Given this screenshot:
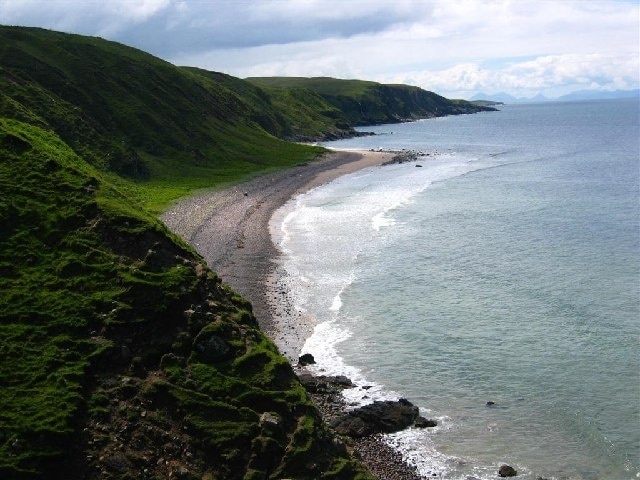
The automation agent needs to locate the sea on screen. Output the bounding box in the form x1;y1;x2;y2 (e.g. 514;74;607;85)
270;98;640;480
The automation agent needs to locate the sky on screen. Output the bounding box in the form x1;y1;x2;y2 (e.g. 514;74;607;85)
1;0;638;99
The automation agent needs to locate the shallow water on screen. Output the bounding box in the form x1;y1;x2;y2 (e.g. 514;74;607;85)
271;99;640;479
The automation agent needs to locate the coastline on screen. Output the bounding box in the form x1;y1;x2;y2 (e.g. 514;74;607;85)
161;149;426;479
161;149;394;358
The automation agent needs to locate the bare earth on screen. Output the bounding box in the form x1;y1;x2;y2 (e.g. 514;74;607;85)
161;149;425;480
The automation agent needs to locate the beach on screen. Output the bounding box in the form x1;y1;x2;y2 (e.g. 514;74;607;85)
161;149;426;480
161;149;395;358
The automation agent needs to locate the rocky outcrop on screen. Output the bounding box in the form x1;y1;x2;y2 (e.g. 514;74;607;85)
499;464;518;477
297;353;316;366
298;373;355;393
414;416;438;428
330;398;420;438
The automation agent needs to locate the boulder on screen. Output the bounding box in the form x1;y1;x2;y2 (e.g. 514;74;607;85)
330;398;419;437
498;464;517;477
414;416;438;428
297;373;354;393
298;353;316;366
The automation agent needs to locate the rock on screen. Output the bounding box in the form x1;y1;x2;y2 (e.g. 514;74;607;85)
297;373;354;393
194;334;230;362
414;416;438;428
297;372;319;390
486;401;496;406
298;353;315;366
498;464;517;477
259;412;280;427
330;398;419;437
328;375;354;388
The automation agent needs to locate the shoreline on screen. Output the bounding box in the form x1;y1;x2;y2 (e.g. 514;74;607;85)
161;149;395;358
161;149;426;479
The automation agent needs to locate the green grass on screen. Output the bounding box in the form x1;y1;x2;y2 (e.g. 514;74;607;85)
247;76;495;126
0;116;372;479
0;26;326;212
247;76;380;97
0;26;498;479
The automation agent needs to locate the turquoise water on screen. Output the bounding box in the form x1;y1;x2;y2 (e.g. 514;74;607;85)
271;99;639;479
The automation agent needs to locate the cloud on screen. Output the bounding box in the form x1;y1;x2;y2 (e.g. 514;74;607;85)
1;0;638;97
386;53;640;97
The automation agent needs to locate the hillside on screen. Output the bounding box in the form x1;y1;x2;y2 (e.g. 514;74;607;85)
0;26;493;480
0;119;371;479
0;26;329;212
247;76;496;126
0;27;375;479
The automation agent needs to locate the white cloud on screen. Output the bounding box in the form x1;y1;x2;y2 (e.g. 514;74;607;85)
1;0;638;97
386;53;640;98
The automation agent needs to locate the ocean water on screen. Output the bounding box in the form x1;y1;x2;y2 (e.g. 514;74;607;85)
270;99;640;480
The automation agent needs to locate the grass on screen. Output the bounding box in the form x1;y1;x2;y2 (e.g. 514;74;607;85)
247;76;495;126
0;26;327;213
0;25;496;479
0;116;372;479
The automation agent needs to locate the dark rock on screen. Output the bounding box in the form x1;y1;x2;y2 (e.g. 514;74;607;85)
297;373;354;393
297;372;318;390
329;375;354;388
498;464;518;477
194;334;230;362
129;356;147;377
330;398;419;437
486;401;496;406
298;353;316;366
414;416;438;428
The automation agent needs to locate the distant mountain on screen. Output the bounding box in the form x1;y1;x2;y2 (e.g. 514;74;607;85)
470;92;520;103
557;89;639;101
472;89;639;104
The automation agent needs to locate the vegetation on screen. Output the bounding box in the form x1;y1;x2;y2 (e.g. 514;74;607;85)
0;117;370;479
247;76;495;126
1;25;493;479
0;26;326;212
0;26;375;479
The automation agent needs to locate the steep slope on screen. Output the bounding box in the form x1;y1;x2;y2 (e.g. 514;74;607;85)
0;119;371;479
247;76;496;126
184;68;357;141
0;26;325;211
0;26;494;480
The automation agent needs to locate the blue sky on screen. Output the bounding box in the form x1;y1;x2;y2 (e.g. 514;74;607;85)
1;0;638;99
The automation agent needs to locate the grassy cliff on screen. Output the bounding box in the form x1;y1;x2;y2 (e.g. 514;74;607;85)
1;26;492;480
0;118;370;480
247;76;495;126
0;26;373;479
0;26;328;212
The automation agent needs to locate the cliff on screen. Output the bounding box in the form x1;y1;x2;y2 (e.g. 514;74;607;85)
0;26;373;479
1;26;493;479
247;76;496;126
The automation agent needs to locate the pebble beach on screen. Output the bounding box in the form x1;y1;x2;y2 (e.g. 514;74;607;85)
161;149;426;479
